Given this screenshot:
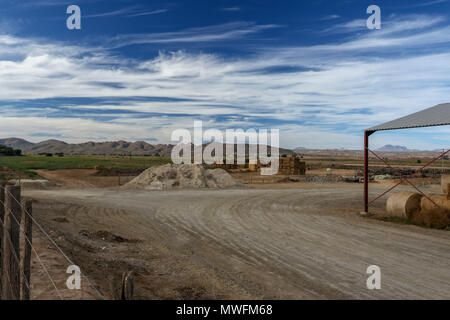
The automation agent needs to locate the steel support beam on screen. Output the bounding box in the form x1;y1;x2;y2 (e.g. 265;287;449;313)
363;130;374;213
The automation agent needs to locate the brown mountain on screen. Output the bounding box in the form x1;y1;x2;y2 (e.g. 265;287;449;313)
0;138;174;156
0;138;295;157
0;138;34;150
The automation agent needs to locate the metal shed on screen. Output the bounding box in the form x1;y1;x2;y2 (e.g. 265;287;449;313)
363;103;450;213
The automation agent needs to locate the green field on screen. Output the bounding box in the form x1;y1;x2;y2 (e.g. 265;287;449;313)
0;155;172;172
1;154;448;172
304;157;450;169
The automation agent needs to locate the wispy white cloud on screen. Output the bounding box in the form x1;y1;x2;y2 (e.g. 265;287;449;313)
104;22;281;47
409;0;449;8
221;7;241;12
79;5;169;19
1;15;450;148
322;14;444;35
84;6;139;18
127;9;168;17
320;14;340;21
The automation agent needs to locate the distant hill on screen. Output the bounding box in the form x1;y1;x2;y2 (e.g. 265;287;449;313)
0;138;34;150
0;138;174;156
376;145;413;152
0;138;295;157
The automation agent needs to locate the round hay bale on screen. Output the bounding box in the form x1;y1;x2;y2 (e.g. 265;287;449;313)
417;194;450;229
386;191;422;219
420;194;450;212
441;174;450;195
94;165;105;171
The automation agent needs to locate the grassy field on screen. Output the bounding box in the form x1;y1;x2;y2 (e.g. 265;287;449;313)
304;157;450;169
0;155;172;172
1;154;448;171
1;154;448;180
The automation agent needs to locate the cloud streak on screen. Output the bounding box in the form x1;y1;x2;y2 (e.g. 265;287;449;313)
221;7;241;12
103;22;281;48
1;15;450;149
84;6;139;18
127;9;169;17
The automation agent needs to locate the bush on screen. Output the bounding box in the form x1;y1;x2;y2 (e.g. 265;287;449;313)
0;144;21;156
24;171;38;178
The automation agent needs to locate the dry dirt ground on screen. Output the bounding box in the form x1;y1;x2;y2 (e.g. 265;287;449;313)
21;178;450;300
35;169;135;188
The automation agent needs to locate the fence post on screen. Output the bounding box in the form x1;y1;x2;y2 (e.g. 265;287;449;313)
0;181;6;298
110;270;134;300
2;185;21;300
21;199;32;300
122;270;134;300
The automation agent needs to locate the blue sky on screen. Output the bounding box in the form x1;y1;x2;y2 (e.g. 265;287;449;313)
1;0;450;149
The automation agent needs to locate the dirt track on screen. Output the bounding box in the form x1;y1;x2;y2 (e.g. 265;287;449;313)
24;183;450;300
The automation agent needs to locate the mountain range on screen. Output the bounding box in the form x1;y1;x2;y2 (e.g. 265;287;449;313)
0;138;296;156
1;138;441;156
374;145;445;152
376;145;414;152
0;138;174;156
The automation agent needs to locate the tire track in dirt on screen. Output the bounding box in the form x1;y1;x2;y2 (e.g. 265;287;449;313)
25;186;450;299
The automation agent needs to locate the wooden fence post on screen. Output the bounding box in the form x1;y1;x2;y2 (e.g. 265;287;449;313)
122;271;134;300
0;181;6;298
110;270;134;300
21;199;32;300
2;185;21;300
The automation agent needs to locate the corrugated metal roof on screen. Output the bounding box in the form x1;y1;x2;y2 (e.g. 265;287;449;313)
367;103;450;132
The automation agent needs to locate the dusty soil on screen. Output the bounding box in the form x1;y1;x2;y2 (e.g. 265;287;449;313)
25;221;104;300
23;182;450;300
35;169;135;188
34;168;352;188
305;168;357;177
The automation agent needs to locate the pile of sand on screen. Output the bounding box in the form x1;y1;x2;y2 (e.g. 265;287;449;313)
124;164;243;190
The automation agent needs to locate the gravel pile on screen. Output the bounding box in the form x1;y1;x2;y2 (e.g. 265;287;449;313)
124;164;244;190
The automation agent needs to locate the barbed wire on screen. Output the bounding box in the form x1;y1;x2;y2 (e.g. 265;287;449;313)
0;198;64;300
5;188;105;299
0;205;33;299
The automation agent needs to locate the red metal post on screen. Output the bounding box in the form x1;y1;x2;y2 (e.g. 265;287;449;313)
363;130;373;213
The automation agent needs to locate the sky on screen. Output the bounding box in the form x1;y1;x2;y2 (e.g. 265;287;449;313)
1;0;450;150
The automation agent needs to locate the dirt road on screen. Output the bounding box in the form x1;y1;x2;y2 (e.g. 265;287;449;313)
25;184;450;299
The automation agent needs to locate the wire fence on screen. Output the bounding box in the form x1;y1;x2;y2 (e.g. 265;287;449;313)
0;182;105;300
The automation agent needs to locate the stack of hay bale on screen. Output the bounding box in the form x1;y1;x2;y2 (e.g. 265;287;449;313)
248;161;257;172
278;156;306;175
214;156;307;175
386;174;450;228
213;163;238;170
